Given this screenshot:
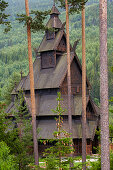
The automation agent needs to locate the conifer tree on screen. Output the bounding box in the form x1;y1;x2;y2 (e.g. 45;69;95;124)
0;0;11;32
43;92;75;170
25;0;39;166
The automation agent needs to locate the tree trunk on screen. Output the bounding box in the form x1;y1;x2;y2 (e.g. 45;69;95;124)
65;0;72;138
82;6;86;170
25;0;39;166
65;1;73;168
99;0;110;169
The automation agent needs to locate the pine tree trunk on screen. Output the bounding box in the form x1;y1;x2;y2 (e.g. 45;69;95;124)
82;6;86;170
99;0;110;169
25;0;39;166
65;1;73;168
65;0;72;138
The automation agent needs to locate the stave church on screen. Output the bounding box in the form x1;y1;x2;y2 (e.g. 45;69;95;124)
6;4;100;156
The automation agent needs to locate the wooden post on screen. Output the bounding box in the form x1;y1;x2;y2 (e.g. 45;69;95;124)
82;6;86;170
99;0;110;169
25;0;39;165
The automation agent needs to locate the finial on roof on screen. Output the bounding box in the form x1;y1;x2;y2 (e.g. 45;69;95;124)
14;82;17;90
53;0;55;6
20;71;23;79
50;1;60;15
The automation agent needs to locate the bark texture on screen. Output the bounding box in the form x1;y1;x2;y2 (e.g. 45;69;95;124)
82;7;86;170
65;0;72;136
25;0;39;165
99;0;110;169
65;1;73;168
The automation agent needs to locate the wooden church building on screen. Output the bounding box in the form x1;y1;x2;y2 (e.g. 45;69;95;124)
6;4;100;155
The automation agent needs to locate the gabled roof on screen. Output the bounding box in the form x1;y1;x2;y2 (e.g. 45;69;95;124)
74;95;100;116
38;30;64;52
5;102;18;115
38;118;98;140
24;93;99;117
46;16;62;29
21;50;90;90
23;52;75;90
11;76;26;95
50;4;60;15
47;4;62;29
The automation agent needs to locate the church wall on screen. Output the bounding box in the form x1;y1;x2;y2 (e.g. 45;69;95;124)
60;59;89;95
57;36;66;52
41;51;56;69
73;139;92;156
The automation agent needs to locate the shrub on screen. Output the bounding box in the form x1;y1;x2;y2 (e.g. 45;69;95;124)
0;141;17;170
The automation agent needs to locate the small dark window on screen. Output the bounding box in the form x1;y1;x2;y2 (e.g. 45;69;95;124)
87;139;90;145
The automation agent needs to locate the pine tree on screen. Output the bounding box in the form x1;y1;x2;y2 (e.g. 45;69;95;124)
43;92;74;170
0;0;11;32
25;0;39;166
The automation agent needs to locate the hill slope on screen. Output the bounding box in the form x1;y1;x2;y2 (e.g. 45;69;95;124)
0;0;113;102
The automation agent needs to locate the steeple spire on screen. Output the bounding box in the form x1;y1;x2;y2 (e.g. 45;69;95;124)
50;2;60;15
53;0;55;6
46;3;62;29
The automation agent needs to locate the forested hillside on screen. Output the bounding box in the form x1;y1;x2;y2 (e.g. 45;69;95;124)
0;0;113;103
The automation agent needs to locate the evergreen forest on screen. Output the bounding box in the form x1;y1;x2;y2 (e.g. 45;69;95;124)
0;0;113;104
0;0;113;105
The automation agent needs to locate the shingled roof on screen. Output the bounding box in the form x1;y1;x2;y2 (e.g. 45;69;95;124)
24;93;99;117
11;76;26;95
23;52;74;90
50;4;60;15
37;118;97;140
38;30;64;52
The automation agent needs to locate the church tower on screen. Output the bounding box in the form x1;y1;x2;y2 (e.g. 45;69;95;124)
38;4;67;69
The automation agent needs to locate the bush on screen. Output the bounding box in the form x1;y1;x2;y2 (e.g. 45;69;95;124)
90;152;113;170
0;141;17;170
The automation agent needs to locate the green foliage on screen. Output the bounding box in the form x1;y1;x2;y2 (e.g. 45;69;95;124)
12;90;34;169
17;10;50;33
90;157;101;170
0;90;35;169
1;72;20;104
0;141;17;170
90;152;113;170
56;0;88;13
109;98;113;137
0;0;11;32
0;0;113;103
0;111;19;155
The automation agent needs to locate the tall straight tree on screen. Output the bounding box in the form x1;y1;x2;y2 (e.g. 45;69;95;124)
65;0;72;137
99;0;110;169
25;0;39;166
65;1;73;168
82;6;86;170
